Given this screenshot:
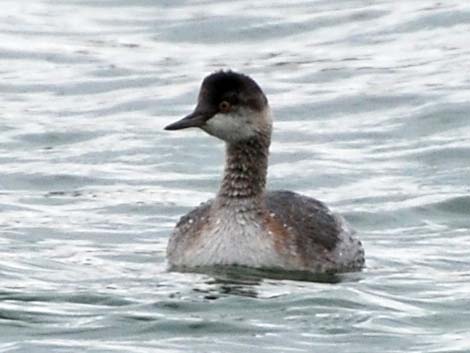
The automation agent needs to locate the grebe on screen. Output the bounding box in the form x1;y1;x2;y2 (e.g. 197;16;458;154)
164;71;364;273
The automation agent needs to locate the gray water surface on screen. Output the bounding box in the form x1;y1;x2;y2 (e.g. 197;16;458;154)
1;0;470;352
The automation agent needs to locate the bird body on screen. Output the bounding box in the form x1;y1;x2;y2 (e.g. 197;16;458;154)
165;71;364;273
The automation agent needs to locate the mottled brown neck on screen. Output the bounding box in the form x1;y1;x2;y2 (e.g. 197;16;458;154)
216;132;270;206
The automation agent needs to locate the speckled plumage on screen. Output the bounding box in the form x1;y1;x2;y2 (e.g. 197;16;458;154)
165;70;365;274
167;190;364;272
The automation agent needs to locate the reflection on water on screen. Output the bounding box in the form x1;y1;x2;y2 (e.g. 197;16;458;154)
178;266;348;299
1;0;470;352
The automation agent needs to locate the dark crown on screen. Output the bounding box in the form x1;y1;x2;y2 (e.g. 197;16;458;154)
198;71;268;112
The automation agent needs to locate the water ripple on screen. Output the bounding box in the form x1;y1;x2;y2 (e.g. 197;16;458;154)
1;0;470;352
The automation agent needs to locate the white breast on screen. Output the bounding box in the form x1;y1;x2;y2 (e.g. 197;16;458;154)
176;208;283;268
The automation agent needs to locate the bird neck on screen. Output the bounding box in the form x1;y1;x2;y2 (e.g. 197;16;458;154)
215;132;270;209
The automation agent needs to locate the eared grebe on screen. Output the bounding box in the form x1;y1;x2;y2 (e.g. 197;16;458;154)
164;71;364;273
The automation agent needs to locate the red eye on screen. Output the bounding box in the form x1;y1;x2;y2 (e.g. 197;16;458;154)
218;100;231;113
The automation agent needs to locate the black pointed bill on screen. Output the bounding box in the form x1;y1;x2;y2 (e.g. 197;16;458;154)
164;110;213;131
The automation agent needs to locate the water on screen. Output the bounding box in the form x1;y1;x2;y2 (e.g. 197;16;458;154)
1;0;470;351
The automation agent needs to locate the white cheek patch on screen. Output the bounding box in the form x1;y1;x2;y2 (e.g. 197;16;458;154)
203;112;256;142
